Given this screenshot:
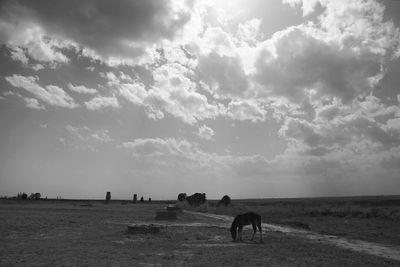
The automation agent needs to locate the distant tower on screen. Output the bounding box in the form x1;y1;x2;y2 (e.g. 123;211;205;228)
106;192;111;203
133;194;137;203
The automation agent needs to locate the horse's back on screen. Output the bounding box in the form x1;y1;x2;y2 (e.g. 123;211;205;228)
244;212;261;221
236;212;261;225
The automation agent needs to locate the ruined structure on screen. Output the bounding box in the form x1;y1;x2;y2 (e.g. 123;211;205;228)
105;192;111;203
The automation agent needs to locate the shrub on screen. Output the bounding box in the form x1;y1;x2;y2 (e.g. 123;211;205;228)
186;193;206;206
177;193;187;202
29;193;41;200
17;192;28;200
217;195;231;207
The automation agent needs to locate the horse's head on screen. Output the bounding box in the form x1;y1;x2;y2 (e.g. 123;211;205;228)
230;225;237;241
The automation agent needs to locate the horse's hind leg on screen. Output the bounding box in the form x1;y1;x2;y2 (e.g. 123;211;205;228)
258;222;263;242
238;226;243;241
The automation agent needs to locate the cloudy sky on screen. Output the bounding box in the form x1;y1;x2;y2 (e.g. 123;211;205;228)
1;0;400;200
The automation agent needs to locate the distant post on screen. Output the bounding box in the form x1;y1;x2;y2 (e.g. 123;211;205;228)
133;194;137;203
148;198;151;202
106;192;111;204
140;196;144;203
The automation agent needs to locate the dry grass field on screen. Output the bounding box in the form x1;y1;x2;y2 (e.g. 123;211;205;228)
1;196;399;266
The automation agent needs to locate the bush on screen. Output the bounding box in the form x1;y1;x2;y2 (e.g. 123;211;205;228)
186;193;206;207
29;193;41;200
217;195;231;207
177;193;187;202
17;192;28;200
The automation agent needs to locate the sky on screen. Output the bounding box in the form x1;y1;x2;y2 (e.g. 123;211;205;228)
1;0;400;200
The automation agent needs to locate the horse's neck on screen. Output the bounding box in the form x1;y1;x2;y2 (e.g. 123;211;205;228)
232;219;241;229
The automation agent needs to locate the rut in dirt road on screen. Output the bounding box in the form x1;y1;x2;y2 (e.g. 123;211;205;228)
185;211;400;262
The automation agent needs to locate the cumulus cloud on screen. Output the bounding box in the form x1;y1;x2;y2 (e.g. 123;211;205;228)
67;83;97;94
84;96;119;111
197;125;215;140
91;130;113;143
1;90;46;110
2;0;400;198
236;0;400;185
250;0;400;125
119;63;220;124
0;20;72;67
0;0;194;64
226;100;267;122
9;47;29;66
254;26;384;104
279;117;322;147
119;82;148;106
192;26;253;99
283;0;321;17
23;97;45;110
236;18;262;46
280;109;400;158
5;74;78;108
197;52;249;98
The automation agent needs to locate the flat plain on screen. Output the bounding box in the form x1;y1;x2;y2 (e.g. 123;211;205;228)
1;196;399;266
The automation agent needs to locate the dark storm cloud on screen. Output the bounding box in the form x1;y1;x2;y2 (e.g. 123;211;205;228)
0;0;192;58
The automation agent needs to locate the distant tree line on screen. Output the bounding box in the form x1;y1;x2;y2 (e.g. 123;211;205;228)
15;192;41;200
177;193;231;207
177;192;206;206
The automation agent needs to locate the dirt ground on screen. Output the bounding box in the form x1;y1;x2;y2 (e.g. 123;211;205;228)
0;201;399;266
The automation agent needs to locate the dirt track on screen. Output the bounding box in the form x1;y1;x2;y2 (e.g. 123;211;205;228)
185;211;400;262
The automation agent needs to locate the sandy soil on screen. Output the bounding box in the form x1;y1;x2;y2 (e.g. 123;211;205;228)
1;201;399;266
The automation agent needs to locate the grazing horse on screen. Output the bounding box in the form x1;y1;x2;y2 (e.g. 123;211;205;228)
230;212;263;242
